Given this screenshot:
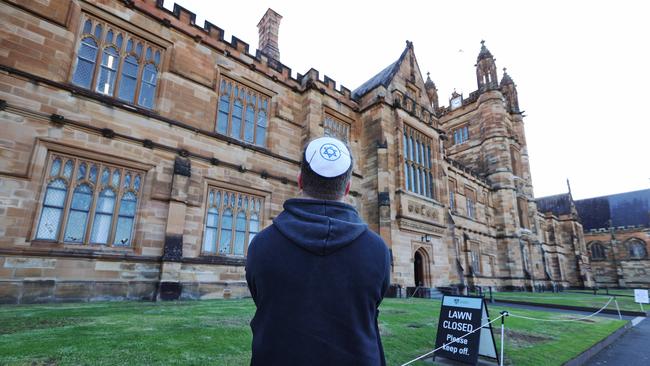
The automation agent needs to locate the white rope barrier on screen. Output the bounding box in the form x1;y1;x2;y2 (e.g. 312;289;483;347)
400;314;505;366
507;296;615;322
400;296;617;366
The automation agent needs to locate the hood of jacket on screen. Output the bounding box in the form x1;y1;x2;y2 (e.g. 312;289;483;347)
273;198;367;255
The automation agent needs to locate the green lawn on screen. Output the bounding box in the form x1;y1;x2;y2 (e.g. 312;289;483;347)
0;298;626;366
492;291;645;312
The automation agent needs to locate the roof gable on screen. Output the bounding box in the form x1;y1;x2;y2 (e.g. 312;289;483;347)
352;41;432;108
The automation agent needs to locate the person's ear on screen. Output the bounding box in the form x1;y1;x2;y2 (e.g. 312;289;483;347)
298;174;303;190
344;181;351;196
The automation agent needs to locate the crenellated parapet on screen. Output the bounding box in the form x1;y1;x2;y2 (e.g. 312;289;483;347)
129;1;357;107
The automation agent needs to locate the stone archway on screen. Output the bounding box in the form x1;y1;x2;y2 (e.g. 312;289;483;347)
413;248;431;287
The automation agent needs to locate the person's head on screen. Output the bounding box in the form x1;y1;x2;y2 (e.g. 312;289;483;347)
298;137;353;201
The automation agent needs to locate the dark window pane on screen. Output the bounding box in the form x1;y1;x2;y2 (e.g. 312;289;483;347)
137;65;157;108
217;95;230;134
94;24;102;39
118;56;138;102
83;20;92;34
50;158;61;176
116;34;123;49
72;37;98;89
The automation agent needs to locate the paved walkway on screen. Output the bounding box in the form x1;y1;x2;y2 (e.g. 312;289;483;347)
586;317;650;366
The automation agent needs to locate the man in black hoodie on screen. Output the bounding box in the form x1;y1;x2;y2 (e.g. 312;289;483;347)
246;136;391;366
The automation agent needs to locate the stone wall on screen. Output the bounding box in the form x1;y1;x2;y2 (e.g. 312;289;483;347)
585;228;650;288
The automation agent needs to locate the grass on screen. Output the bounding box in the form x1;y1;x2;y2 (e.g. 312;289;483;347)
492;291;645;312
0;298;626;366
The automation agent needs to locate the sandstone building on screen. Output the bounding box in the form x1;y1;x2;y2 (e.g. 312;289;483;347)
538;189;650;289
0;0;594;304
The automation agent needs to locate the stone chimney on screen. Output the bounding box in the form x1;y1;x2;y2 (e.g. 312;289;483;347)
257;8;282;61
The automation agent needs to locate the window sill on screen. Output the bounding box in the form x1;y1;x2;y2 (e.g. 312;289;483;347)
31;240;135;253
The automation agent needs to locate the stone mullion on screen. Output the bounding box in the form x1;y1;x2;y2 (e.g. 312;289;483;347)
244;195;251;256
106;168;126;247
215;190;225;255
58;158;78;243
84;162;105;245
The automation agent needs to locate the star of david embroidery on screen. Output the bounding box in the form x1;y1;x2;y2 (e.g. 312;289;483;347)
319;144;341;161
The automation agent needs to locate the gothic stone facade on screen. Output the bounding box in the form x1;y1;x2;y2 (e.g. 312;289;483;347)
0;0;593;304
577;190;650;289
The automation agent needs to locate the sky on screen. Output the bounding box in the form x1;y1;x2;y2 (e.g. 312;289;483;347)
168;0;649;200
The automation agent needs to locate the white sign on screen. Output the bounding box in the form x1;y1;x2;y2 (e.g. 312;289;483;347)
634;289;649;304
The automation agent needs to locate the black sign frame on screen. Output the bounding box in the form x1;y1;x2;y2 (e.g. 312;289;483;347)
433;295;498;365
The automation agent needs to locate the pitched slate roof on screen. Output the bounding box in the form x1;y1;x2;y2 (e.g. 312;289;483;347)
352;44;410;100
536;193;573;217
575;189;650;230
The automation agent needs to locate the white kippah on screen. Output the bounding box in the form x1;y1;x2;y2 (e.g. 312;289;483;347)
304;137;352;178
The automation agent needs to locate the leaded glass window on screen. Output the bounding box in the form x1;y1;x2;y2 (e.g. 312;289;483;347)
216;78;270;147
34;153;143;247
323;115;350;143
628;239;648;259
590;242;605;260
71;15;162;108
63;184;93;243
403;125;435;198
202;187;263;257
453;125;469;145
35;178;68;240
465;188;476;219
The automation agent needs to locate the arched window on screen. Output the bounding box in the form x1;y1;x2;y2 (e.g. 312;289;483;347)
90;188;116;244
203;188;263;256
64;184;93;243
231;98;243;139
217;81;231;135
590;242;605;260
35;178;68;240
203;191;220;253
35;155;142;247
114;191;137;246
628;239;648;259
244;100;255;143
138;64;157;108
255;109;267;147
72;37;98;89
71;17;162;107
249;213;259;245
219;208;233;254
234;211;247;255
96;46;119;95
215;79;269;147
403;126;435;198
118;55;139;102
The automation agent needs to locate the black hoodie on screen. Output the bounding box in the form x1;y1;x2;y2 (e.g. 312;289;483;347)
246;198;391;366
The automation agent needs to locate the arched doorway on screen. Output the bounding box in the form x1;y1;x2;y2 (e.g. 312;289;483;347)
413;248;430;287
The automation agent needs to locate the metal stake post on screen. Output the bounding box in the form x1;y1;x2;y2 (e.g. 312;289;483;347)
614;297;622;320
499;311;508;366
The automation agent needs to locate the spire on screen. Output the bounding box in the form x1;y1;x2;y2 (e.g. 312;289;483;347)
499;67;520;112
475;40;498;91
425;72;436;89
424;72;439;111
500;67;514;87
476;40;494;62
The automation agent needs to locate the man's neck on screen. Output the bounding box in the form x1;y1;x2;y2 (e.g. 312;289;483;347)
299;192;345;202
